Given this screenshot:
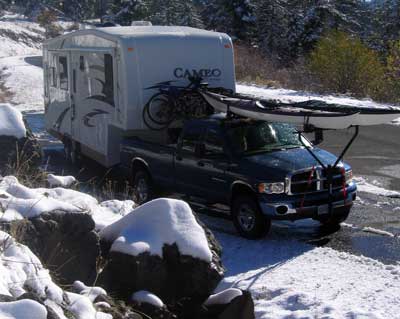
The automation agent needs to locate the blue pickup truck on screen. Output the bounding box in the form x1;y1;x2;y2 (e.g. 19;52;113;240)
121;115;357;239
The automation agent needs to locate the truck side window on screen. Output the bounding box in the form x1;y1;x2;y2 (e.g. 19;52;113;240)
181;126;203;155
204;128;224;157
104;54;114;106
59;56;68;90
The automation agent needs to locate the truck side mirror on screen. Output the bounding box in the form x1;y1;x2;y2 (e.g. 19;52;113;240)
195;143;206;158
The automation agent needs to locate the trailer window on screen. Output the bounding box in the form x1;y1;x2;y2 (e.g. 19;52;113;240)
59;56;68;90
50;67;57;87
73;69;76;93
79;56;84;71
104;54;114;105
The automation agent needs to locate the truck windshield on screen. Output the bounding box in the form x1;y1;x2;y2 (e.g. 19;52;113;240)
226;121;310;156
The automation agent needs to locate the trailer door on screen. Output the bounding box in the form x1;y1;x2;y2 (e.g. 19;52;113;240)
45;52;72;137
70;51;117;162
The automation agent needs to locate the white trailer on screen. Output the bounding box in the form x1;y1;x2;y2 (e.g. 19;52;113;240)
43;26;235;167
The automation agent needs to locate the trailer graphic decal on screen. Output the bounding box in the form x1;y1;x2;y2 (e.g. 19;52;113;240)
53;107;70;130
83;109;109;127
86;78;115;107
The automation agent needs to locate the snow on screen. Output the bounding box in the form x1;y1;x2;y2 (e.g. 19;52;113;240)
0;300;47;319
237;84;400;123
0;176;134;229
47;174;76;187
0;230;111;319
204;288;243;306
215;231;400;319
73;281;107;302
131;291;164;308
100;198;212;262
354;176;400;197
0;55;44;112
0;104;26;138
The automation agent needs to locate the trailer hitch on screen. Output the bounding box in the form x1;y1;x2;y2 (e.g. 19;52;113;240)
298;126;359;216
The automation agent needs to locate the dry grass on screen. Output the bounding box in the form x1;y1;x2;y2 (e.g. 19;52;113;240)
234;44;316;91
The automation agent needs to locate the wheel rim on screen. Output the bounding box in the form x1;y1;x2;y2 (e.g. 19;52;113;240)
237;204;256;232
136;178;149;203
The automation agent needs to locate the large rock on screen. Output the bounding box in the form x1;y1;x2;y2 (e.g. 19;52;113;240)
98;204;224;309
0;116;41;172
200;290;255;319
11;212;100;285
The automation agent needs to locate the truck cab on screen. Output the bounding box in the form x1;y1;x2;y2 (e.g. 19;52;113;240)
121;115;357;239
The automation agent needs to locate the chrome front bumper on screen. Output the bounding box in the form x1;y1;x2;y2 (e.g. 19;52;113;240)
259;192;356;220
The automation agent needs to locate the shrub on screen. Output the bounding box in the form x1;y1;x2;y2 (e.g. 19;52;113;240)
308;31;386;99
234;44;314;89
385;41;400;102
37;10;62;38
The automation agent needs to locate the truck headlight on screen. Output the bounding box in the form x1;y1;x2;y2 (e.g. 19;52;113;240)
258;182;285;194
345;170;353;183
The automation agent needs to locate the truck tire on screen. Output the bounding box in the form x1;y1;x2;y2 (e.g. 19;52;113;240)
64;140;80;166
232;196;271;239
318;209;350;228
133;169;153;205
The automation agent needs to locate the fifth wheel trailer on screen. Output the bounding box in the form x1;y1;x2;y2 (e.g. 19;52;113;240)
43;26;235;167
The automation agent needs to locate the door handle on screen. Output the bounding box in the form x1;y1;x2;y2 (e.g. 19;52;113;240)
198;161;205;167
176;155;182;161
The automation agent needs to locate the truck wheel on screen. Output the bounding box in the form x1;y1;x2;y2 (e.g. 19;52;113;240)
319;210;350;228
133;169;153;204
64;141;80;165
232;196;271;239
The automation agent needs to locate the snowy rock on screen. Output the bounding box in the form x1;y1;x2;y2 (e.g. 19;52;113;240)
99;198;224;305
100;198;212;262
0;105;41;171
47;174;76;188
0;299;47;319
0;176;132;228
131;291;164;308
73;281;107;302
0;231;108;319
202;290;255;319
204;288;243;306
0;104;26;138
11;212;100;285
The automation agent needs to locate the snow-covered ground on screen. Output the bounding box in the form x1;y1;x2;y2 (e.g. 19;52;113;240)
216;230;400;319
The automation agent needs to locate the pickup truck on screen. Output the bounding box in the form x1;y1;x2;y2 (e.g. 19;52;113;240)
120;115;357;239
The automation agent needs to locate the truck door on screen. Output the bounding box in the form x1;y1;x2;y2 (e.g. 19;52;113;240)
175;125;205;196
196;127;231;202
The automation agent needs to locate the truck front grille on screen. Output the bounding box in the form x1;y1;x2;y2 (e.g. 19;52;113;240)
288;167;344;195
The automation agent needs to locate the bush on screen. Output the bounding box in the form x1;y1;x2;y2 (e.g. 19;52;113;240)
309;31;386;99
385;41;400;102
234;44;314;90
37;10;62;38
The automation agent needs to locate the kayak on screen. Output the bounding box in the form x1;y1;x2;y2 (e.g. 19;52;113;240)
200;91;400;129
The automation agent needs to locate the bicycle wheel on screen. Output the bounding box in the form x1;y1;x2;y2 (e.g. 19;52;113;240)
146;93;174;125
142;102;170;131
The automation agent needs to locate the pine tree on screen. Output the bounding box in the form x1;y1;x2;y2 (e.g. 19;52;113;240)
255;0;290;61
200;0;255;40
110;0;149;25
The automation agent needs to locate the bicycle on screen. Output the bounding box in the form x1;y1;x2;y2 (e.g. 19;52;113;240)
142;77;212;130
